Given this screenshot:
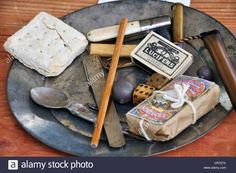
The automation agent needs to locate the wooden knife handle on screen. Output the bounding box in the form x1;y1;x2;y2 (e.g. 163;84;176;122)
90;44;136;57
90;17;128;148
201;30;236;110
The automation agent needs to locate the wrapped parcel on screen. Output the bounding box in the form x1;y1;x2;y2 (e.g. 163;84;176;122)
126;75;220;141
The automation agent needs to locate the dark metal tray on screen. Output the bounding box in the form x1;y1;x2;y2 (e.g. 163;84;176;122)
7;0;235;156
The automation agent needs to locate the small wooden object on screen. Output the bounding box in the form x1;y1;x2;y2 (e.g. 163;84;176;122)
90;17;128;148
90;44;136;57
172;3;184;42
146;73;170;89
133;84;155;106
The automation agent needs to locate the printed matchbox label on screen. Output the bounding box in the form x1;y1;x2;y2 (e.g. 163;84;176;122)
131;31;192;79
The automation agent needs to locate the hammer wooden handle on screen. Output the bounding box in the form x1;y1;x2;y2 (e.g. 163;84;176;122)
90;17;128;148
201;30;236;110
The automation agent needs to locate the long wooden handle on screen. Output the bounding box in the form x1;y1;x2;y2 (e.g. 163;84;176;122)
201;30;236;110
90;17;128;148
90;43;136;57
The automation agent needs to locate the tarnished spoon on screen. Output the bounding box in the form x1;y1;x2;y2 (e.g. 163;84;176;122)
30;87;97;123
31;87;150;142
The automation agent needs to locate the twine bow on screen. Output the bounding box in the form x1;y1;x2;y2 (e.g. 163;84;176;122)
156;83;197;124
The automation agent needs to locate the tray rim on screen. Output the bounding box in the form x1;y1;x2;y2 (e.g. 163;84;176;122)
5;0;235;156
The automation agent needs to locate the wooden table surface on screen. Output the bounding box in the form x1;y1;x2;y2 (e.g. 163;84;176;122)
0;0;235;156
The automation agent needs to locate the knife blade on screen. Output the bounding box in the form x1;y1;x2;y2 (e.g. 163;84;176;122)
83;54;126;148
